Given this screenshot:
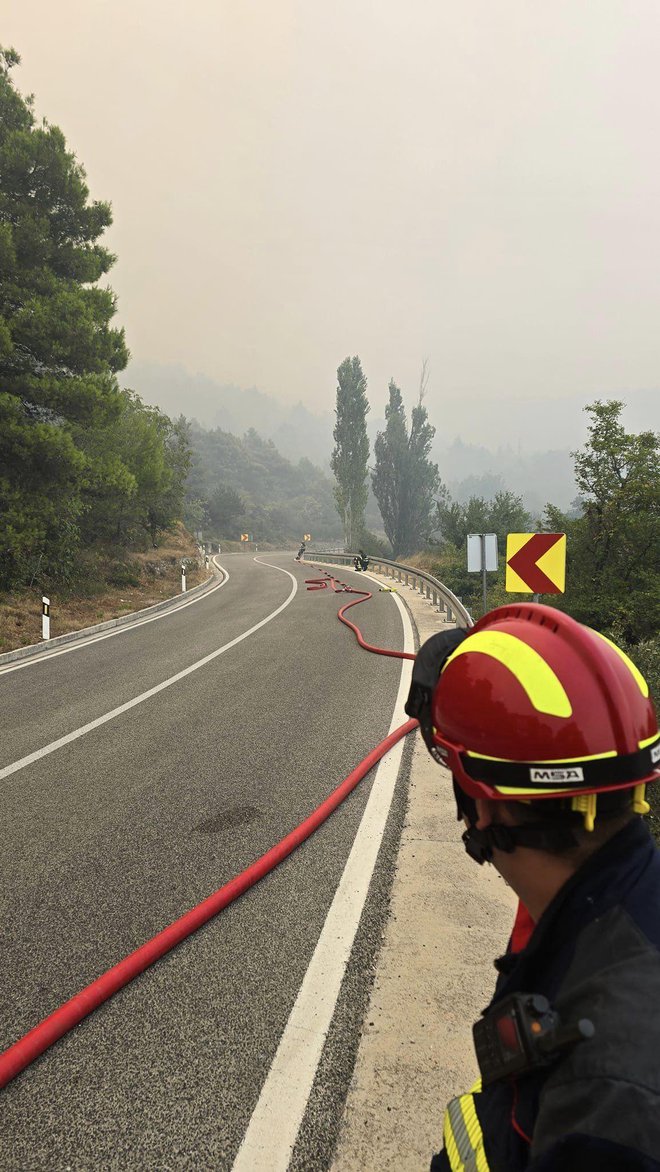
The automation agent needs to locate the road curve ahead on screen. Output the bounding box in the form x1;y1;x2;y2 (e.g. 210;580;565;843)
1;553;412;1171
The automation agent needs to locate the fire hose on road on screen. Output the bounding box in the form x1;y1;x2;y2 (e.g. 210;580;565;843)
0;569;418;1090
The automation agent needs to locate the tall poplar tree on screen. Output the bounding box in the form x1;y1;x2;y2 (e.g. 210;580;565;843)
372;368;439;556
331;356;370;549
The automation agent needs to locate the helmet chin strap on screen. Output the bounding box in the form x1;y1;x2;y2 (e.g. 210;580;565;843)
462;819;580;864
461;824;495;866
453;779;580;865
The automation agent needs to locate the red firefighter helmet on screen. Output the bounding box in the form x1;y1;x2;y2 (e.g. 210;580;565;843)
431;604;659;808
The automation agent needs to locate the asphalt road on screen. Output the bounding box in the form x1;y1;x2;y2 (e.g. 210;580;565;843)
0;553;410;1171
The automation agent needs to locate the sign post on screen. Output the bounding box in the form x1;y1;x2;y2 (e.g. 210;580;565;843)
181;563;186;593
505;533;566;595
467;533;498;613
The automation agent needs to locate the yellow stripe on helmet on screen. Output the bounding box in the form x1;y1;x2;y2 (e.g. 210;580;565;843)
466;748;617;764
443;631;572;718
495;784;581;796
592;630;649;698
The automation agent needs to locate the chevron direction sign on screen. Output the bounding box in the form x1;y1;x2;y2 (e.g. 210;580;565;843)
505;532;566;594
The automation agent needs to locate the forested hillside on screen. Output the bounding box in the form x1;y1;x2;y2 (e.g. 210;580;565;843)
183;423;342;544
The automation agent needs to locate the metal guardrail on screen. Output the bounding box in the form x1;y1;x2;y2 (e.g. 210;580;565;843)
308;551;474;629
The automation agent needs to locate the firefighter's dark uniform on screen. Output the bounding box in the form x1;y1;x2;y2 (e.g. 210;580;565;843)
433;817;660;1170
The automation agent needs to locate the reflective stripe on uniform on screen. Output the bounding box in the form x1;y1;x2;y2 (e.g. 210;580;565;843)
442;1080;490;1172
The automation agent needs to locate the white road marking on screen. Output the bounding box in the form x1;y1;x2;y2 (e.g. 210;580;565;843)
231;585;414;1171
0;558;230;677
0;562;297;782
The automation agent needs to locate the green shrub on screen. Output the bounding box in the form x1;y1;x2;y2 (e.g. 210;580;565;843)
107;560;142;588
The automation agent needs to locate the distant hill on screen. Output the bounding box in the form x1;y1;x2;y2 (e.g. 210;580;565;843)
437;438;576;515
128;360;659;517
126;360;335;470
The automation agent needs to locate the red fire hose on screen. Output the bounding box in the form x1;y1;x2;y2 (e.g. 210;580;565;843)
0;567;418;1090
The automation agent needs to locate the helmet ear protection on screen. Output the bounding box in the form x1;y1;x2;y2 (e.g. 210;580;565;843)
404;628;468;760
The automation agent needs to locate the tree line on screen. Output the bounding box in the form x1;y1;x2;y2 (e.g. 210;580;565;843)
182;422;342;544
428;400;658;648
330;360;658;653
332;356;440;557
0;47;191;592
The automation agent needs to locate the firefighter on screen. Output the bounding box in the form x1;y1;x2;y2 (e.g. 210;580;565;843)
295;541;306;562
405;604;660;1171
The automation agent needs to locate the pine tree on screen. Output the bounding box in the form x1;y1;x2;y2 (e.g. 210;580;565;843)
0;46;128;586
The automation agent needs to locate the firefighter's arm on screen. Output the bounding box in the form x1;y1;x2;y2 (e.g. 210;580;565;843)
529;1073;660;1172
527;1133;660;1171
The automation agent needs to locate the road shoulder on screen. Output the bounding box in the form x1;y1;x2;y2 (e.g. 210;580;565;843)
330;566;517;1171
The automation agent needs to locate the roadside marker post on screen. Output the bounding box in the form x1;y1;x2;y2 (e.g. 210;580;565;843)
467;533;498;613
181;563;186;593
41;596;50;641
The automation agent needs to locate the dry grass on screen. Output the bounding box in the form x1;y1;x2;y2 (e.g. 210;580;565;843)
0;524;209;654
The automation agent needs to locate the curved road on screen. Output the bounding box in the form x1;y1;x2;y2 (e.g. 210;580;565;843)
0;553;413;1170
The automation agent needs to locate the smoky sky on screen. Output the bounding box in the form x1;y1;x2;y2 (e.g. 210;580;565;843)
5;1;660;441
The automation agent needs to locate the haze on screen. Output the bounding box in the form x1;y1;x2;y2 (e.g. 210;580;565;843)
5;1;660;448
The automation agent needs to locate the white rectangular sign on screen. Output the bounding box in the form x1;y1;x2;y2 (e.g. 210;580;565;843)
467;533;498;573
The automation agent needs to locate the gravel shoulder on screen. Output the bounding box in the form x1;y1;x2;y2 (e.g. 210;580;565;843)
329;565;517;1171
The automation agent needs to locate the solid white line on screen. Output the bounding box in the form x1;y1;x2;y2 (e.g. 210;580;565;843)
231;585;414;1172
0;558;231;677
0;562;297;782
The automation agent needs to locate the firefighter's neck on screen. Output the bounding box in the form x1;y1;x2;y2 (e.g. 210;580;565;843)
474;799;576;924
